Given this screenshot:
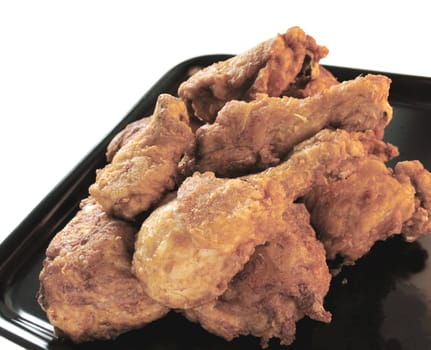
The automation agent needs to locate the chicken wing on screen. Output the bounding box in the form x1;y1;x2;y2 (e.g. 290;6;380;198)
132;129;376;310
89;94;194;220
178;26;332;123
196;74;392;177
38;198;168;342
184;204;331;347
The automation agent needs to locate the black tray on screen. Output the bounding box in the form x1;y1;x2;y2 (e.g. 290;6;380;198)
1;55;430;350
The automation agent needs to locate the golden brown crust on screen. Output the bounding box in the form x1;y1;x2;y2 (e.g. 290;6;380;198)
37;25;431;348
283;65;339;98
106;117;152;162
178;26;329;123
132;173;288;309
248;26;329;98
395;160;431;240
38;198;168;342
89;94;194;220
132;129;373;310
184;204;331;347
305;159;416;263
196;74;392;177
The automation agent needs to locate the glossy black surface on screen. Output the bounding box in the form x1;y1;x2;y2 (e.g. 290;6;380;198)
0;55;430;350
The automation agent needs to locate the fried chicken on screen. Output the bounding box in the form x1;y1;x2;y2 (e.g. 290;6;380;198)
184;204;331;347
196;74;392;177
37;198;168;342
283;65;339;98
304;158;417;263
105;117;151;162
36;24;431;349
132;129;377;310
89;94;194;220
395;160;431;241
178;26;332;123
132;172;288;309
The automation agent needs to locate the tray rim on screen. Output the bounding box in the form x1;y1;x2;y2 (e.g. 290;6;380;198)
0;54;430;349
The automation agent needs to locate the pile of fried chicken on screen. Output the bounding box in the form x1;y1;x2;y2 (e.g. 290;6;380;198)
37;26;431;348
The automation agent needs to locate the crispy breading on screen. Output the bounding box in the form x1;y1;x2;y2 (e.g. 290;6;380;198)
38;198;168;342
184;204;331;348
283;65;339;98
89;94;194;220
305;159;416;263
395;160;431;240
178;26;330;123
105;117;151;162
132;129;372;309
196;74;392;177
132;172;288;309
37;25;431;348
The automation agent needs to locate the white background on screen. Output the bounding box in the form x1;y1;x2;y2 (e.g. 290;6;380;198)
0;1;430;348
